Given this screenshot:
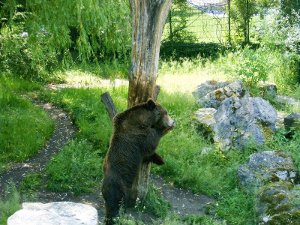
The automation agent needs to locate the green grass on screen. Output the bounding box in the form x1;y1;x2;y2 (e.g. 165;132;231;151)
0;185;21;225
0;76;54;172
136;185;171;219
46;140;102;195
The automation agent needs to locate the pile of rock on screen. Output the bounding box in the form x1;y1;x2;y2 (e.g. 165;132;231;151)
193;80;277;150
193;80;300;224
238;151;300;224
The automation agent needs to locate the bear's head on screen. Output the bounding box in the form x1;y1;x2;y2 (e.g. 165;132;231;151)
114;99;175;134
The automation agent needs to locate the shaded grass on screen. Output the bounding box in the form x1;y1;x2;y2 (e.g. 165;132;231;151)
0;76;53;171
0;185;21;225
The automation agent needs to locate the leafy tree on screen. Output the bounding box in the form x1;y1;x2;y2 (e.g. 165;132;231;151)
0;0;131;77
281;0;300;22
230;0;279;44
166;0;197;43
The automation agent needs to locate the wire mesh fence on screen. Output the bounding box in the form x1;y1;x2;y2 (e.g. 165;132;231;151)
162;0;240;45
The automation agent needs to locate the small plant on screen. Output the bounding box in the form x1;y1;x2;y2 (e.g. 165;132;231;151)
0;184;21;225
46;140;102;195
136;185;171;218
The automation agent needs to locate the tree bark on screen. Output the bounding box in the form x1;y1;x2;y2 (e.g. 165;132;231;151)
128;0;172;108
128;0;172;199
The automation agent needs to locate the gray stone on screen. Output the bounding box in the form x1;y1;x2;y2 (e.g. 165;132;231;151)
213;96;277;150
284;112;300;134
238;151;297;192
277;111;289;128
197;80;247;109
276;95;300;107
194;108;216;140
256;182;300;224
8;202;98;225
193;80;229;100
259;83;277;98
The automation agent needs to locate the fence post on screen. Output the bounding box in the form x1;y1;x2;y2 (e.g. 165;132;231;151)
227;0;231;45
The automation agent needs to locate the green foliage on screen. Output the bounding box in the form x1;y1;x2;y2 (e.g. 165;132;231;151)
160;42;226;60
0;76;53;171
0;185;21;225
40;86;127;150
136;185;171;218
166;1;197;43
224;46;271;88
267;130;300;172
252;8;300;91
0;27;58;81
25;0;131;62
46;140;102;195
20;173;42;192
230;0;257;44
281;0;300;21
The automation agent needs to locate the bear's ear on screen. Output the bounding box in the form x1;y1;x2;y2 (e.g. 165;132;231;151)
146;99;156;110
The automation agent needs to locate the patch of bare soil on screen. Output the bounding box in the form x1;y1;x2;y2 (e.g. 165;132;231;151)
151;175;214;217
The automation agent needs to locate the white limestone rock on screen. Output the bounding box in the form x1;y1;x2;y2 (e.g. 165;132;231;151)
8;202;98;225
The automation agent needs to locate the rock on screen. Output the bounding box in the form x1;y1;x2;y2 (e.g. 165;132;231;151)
256;182;300;225
7;202;98;225
284;112;300;134
276;95;300;107
259;83;277;98
197;80;247;108
277;111;289;128
213;96;277;150
194;108;216;141
238;151;297;192
193;80;229;100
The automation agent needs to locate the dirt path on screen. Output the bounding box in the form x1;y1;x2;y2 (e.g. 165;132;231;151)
0;102;76;197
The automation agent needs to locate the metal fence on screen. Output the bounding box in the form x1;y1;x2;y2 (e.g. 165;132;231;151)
163;0;240;45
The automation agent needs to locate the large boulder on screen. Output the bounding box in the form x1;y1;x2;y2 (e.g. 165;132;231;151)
256;182;300;225
193;80;229;100
196;80;247;109
8;202;98;225
238;151;297;192
213;96;277;150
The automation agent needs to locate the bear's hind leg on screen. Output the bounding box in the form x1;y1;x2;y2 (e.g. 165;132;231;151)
102;181;124;225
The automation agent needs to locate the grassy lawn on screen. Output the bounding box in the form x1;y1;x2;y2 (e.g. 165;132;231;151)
0;76;54;172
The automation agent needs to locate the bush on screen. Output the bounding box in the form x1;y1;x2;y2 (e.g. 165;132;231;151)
0;27;57;81
160;42;226;60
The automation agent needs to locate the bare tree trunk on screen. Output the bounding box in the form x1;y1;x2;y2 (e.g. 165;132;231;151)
128;0;172;199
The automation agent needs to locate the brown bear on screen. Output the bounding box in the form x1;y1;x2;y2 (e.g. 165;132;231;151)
101;99;175;225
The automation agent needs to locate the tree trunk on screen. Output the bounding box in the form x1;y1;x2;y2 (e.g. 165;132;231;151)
128;0;172;199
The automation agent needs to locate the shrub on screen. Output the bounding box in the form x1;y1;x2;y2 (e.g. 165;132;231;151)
0;27;57;81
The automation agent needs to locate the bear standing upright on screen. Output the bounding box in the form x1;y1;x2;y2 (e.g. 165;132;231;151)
101;99;175;225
